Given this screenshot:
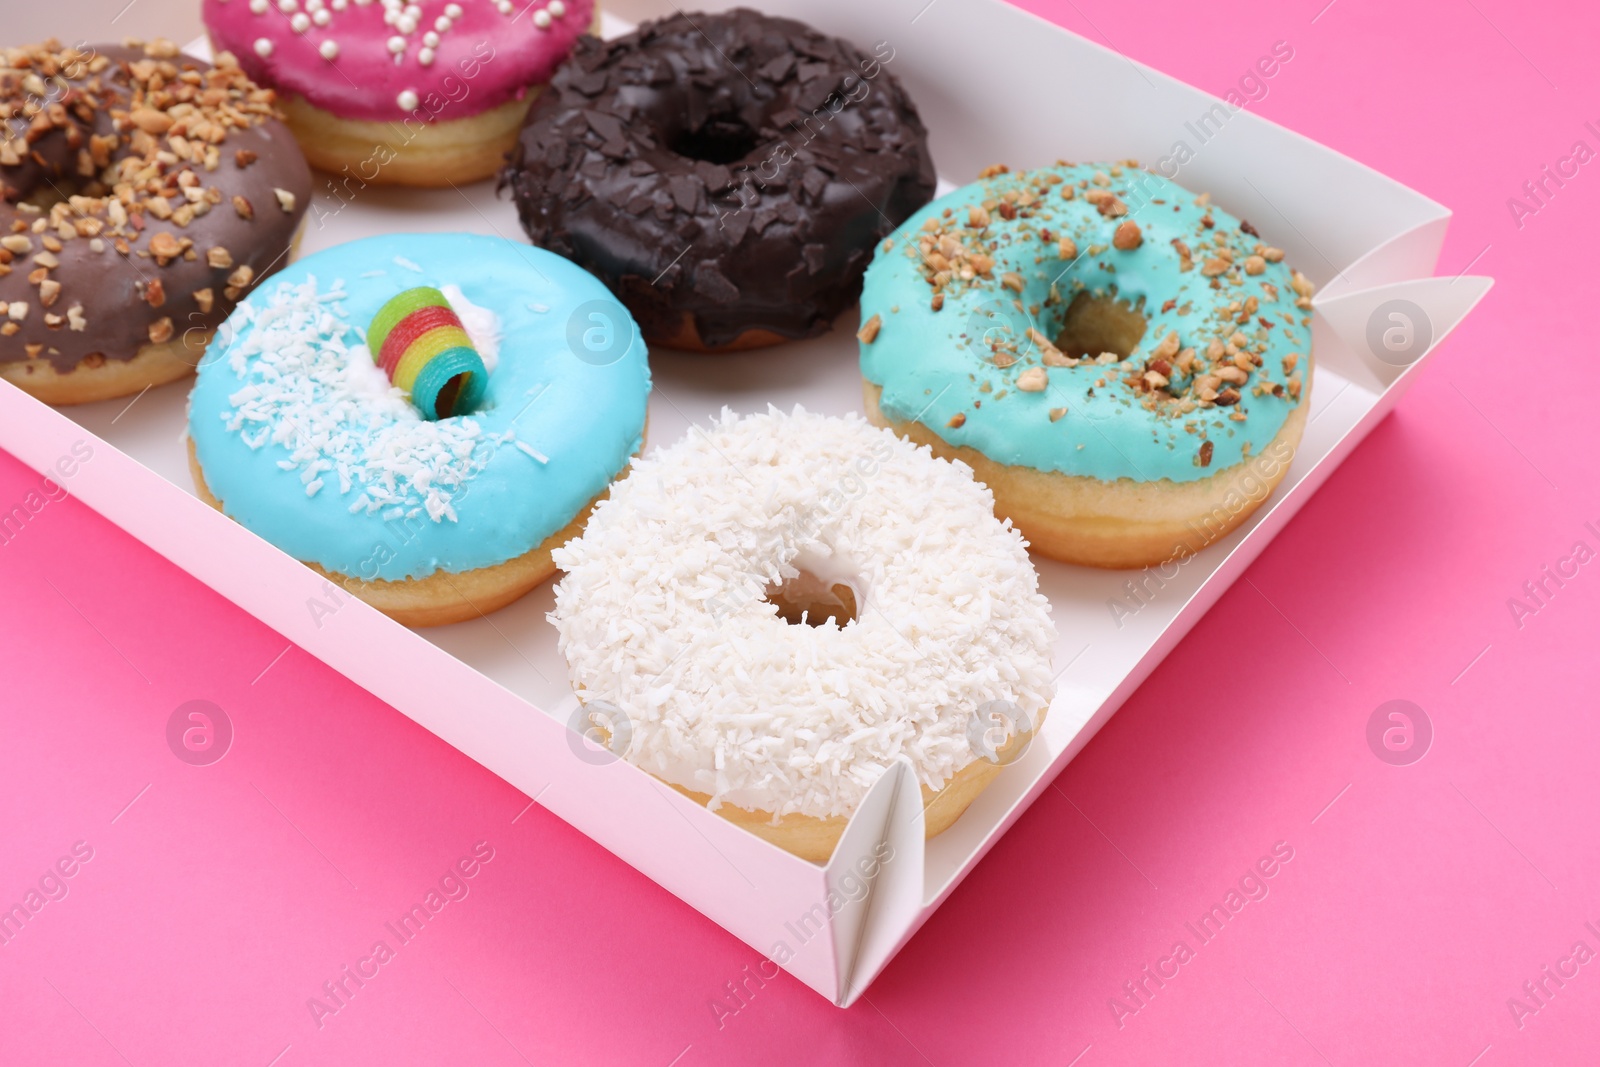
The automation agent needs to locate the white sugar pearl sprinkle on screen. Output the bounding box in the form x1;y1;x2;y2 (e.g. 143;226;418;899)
433;14;450;30
418;47;435;66
549;0;565;16
422;30;439;46
496;1;512;13
331;0;347;8
312;8;330;23
444;2;462;16
387;35;406;53
397;14;417;32
249;0;268;12
319;39;339;59
397;89;418;110
277;0;297;10
253;37;274;56
290;12;310;31
533;9;551;27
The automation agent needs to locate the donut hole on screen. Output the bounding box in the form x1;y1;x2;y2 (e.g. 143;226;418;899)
12;178;84;214
765;566;859;628
1054;291;1148;360
670;116;763;166
435;372;472;417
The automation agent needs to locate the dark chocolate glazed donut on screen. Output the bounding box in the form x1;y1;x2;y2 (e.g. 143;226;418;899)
0;40;310;401
501;9;936;351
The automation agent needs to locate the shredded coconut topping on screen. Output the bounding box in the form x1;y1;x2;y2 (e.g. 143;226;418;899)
550;407;1057;820
215;275;492;524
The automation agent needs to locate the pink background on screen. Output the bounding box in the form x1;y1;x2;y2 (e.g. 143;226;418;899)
2;0;1595;1063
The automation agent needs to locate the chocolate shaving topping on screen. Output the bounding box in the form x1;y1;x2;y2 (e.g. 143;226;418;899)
501;9;935;349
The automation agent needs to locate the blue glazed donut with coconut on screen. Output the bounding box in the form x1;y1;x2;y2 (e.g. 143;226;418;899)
187;232;650;626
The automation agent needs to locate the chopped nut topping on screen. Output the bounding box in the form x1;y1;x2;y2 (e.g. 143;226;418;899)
0;235;32;255
1057;236;1078;261
145;279;166;307
1083;188;1127;217
206;246;234;269
1171;238;1193;272
1049;407;1067;422
1112;220;1143;250
193;288;215;313
1030;328;1075;367
38;278;61;307
947;412;966;428
148;316;174;344
1199;440;1214;466
129;107;174;134
856;314;882;344
1243;254;1266;276
232;195;255;220
148;232;182;263
1016;367;1048;392
274;188;297;213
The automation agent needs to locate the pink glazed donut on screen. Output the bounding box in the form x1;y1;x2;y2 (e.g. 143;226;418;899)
203;0;596;186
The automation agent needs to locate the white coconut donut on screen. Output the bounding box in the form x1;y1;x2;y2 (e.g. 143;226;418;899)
550;407;1056;862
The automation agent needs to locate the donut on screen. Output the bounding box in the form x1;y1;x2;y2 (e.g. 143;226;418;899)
859;162;1315;570
204;0;596;187
0;40;310;405
503;9;936;353
550;407;1056;862
187;232;650;627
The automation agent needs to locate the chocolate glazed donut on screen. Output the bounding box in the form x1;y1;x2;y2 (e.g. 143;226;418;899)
0;40;310;404
501;9;936;352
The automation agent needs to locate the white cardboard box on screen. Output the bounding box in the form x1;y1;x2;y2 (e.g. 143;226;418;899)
0;0;1489;1005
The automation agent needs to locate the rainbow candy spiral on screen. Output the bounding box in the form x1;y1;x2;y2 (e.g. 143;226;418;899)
368;287;488;420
